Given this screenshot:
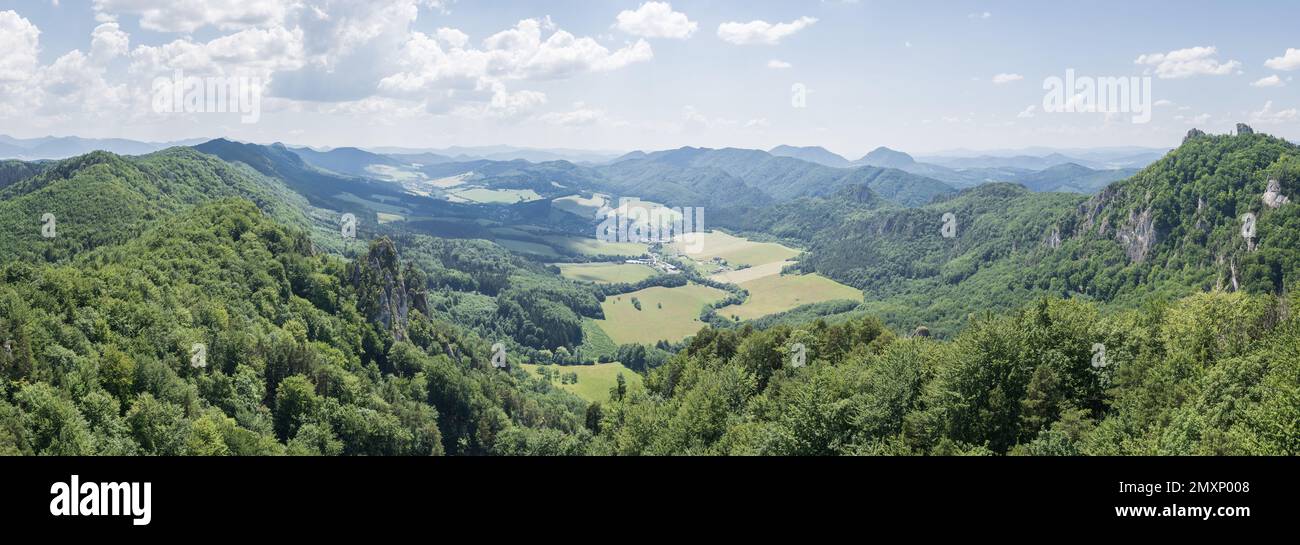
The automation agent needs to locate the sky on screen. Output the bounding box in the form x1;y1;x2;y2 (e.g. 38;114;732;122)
0;0;1298;157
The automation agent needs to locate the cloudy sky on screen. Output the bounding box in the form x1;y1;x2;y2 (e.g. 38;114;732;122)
1;0;1298;156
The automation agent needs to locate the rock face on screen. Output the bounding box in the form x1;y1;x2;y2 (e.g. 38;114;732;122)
1116;207;1158;262
1184;128;1206;143
1237;123;1255;135
1262;179;1290;209
1043;226;1062;249
351;237;428;341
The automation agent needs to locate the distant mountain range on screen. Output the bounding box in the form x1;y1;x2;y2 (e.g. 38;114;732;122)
0;134;1164;199
0;135;210;160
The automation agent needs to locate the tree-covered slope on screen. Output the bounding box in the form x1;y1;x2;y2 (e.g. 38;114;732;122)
0;199;593;456
596;292;1299;455
737;128;1300;336
0;148;314;263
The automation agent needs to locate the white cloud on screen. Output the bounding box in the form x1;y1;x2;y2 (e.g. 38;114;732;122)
717;16;817;45
92;0;291;33
1264;48;1300;71
537;102;607;126
90;22;130;62
480;19;653;79
767;59;792;69
0;10;41;83
968;12;991;20
992;73;1023;84
130;26;306;78
1251;100;1297;124
380;17;653;101
1252;75;1285;88
1134;46;1241;79
615;2;697;39
451;81;546;119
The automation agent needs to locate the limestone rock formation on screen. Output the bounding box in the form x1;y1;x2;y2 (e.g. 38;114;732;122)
1262;179;1290;209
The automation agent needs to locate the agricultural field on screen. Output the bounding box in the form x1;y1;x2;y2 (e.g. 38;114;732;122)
717;273;862;321
520;362;643;403
595;284;728;344
669;230;800;267
709;259;794;284
553;193;609;219
449;187;543;204
558;262;658;284
495;238;561;257
543;235;647;257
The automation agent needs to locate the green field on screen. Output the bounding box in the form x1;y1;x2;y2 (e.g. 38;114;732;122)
718;273;862;321
552;193;609;219
558;262;657;284
496;238;561;257
451;187;543;204
595;284;727;344
521;362;643;403
544;235;647;257
669;231;799;267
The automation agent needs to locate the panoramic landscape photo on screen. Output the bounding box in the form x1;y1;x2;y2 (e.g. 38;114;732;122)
0;0;1296;458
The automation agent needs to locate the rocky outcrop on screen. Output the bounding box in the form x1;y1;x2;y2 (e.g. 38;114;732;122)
351;237;429;341
1116;207;1158;262
1043;226;1062;249
1184;128;1206;143
1262;179;1290;209
1237;123;1254;136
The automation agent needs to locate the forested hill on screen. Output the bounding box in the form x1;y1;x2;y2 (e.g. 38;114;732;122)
0;198;591;455
600;146;956;207
0;147;314;263
736;127;1300;336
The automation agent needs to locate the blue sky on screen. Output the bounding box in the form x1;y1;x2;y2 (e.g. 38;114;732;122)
0;0;1297;156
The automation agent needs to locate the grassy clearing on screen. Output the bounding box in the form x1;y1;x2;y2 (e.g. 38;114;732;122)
451;187;543;204
669;231;799;267
709;259;794;284
496;238;561;257
543;235;647;257
718;273;862;321
595;284;727;344
552;193;609;219
376;212;405;224
520;362;643;403
558;262;657;284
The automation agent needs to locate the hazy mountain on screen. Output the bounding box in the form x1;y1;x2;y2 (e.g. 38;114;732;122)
0;135;210;160
919;147;1168;170
291;146;405;178
608;146;956;207
365;145;624;164
769;145;853;168
855;146;916;169
1008;163;1140;193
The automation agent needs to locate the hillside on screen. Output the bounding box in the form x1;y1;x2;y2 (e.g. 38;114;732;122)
1008;163;1139;193
605;146;955;207
734;127;1299;336
0;147;313;263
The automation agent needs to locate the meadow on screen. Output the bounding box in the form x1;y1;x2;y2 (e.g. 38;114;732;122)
717;273;862;321
558;262;658;284
520;362;643;403
595;284;728;344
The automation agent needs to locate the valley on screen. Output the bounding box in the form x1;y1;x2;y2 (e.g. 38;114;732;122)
0;125;1295;458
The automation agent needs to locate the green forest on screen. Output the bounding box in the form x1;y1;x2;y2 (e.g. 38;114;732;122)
0;129;1296;456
